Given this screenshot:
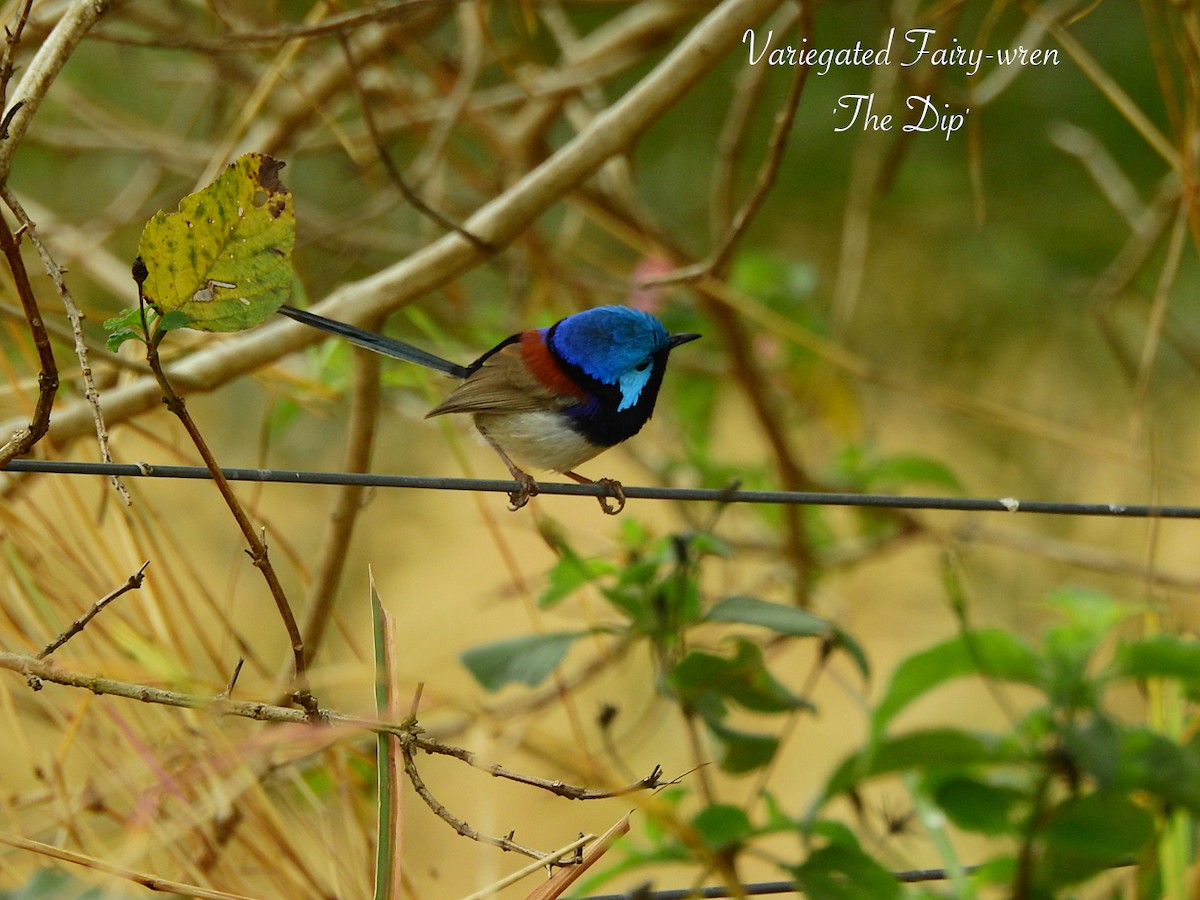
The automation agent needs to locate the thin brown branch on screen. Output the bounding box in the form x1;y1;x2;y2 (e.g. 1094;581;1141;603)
1;187;129;502
1130;200;1190;433
220;657;245;699
0;207;58;465
466;829;613;900
669;3;812;283
521;814;632;900
337;31;495;255
419;734;670;800
1;647;656;798
0;0;34;107
135;267;314;715
400;741;550;862
37;561;151;659
710;18;773;237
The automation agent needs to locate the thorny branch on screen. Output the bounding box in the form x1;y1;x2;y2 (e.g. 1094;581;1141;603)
0;649;667;861
1;187;129;501
0;0;125;494
135;261;316;716
0;206;57;465
37;561;151;659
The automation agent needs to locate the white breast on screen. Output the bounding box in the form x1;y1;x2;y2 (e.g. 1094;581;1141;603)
473;411;603;473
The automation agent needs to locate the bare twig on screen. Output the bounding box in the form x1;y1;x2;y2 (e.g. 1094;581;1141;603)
220;657;245;699
0;208;58;465
418;735;669;800
1;187;130;502
37;561;151;659
0;0;34;110
135;264;314;715
522;814;632;900
400;741;551;862
1;648;667;818
337;32;495;267
465;828;613;900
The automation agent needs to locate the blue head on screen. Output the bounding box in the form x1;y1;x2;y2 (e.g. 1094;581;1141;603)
547;306;699;447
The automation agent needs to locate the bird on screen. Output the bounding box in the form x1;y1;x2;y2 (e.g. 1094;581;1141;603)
278;304;700;514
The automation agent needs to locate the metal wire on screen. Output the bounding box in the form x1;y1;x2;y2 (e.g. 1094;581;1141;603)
4;458;1200;518
578;864;979;898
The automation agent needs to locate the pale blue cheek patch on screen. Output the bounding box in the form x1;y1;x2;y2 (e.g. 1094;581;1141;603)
617;366;652;411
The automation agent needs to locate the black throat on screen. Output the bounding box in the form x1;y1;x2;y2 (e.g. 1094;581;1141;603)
545;326;673;448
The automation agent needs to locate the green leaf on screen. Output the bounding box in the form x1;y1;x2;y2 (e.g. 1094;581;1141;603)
932;776;1023;835
1038;791;1154;888
102;306;146;351
806;818;863;850
703;717;779;774
872;629;1043;736
1110;634;1200;686
831;445;964;493
104;326;142;352
706;595;832;636
137;152;295;331
668;639;809;714
460;631;585;691
865;453;964;493
706;595;869;680
539;547;617;609
158;309;191;332
791;844;901;900
1082;724;1200;814
761;792;794;831
691;804;753;850
1041;587;1131;668
820;728;1013;803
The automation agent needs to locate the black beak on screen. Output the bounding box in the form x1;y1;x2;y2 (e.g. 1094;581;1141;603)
668;332;701;349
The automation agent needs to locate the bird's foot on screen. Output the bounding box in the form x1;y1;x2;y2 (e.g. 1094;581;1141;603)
564;470;626;515
507;470;540;511
594;477;626;515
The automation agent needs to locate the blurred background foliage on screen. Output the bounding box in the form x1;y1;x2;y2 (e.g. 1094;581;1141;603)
0;0;1197;897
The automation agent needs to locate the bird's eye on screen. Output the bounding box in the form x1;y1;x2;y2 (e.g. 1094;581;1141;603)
634;361;650;372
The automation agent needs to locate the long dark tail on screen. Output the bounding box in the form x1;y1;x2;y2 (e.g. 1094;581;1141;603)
279;305;470;379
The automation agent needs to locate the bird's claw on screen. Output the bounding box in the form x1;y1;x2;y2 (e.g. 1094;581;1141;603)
508;471;540;511
595;478;626;515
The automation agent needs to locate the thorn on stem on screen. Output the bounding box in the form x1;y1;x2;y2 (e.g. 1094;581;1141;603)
0;99;24;139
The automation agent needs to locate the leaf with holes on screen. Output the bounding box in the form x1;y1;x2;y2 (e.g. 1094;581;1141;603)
136;152;295;332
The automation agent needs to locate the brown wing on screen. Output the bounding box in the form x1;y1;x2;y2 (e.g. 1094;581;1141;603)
425;341;576;418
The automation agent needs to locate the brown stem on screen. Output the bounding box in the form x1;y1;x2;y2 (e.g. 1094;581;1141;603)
137;298;315;715
0;208;58;464
400;742;550;862
38;561;151;659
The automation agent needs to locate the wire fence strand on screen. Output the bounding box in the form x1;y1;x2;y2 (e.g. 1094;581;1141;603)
5;458;1200;519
